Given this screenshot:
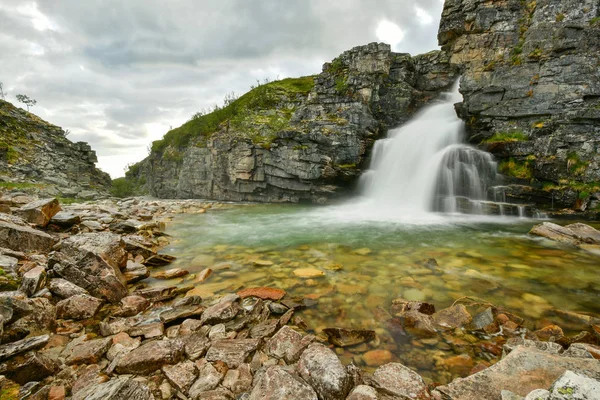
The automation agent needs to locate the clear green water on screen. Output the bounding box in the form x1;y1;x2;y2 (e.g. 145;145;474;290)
156;203;600;383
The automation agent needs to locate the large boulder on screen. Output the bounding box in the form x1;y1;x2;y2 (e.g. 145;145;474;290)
16;198;61;227
297;343;352;400
0;220;57;253
51;232;128;303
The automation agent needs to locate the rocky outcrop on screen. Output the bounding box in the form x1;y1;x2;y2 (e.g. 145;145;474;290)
0;100;111;199
131;43;459;203
440;0;600;212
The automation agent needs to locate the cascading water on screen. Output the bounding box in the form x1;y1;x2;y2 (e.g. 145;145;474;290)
359;82;501;216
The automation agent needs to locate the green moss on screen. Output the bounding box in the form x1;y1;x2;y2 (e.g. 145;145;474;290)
557;387;574;395
528;47;543;60
336;163;357;169
499;157;533;179
567;152;589;176
590;17;600;25
482;61;496;71
0;182;45;189
151;76;315;153
335;75;349;94
555;12;565;22
483;131;529;143
57;197;79;205
0;379;20;400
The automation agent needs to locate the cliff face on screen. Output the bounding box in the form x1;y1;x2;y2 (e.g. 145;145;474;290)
0;100;111;198
132;43;459;203
440;0;600;209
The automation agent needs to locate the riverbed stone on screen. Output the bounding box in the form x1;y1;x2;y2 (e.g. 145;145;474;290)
153;267;189;279
266;325;314;363
323;328;376;347
433;304;472;330
201;294;241;325
249;365;318;400
16;198;61;227
115;338;184;374
372;362;430;399
298;343;352;400
122;261;150;283
160;305;205;323
293;268;325;278
206;339;260;368
114;295;149;317
237;287;286;300
56;294;104;320
162;360;198;393
48;278;88;299
363;349;394;367
434;344;600;399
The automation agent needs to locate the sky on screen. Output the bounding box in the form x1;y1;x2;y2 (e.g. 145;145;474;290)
0;0;445;178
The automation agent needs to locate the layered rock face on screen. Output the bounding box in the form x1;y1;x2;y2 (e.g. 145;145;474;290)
133;43;459;203
440;0;600;209
0;100;111;199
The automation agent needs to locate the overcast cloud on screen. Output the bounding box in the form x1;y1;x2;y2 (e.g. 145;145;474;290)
0;0;445;178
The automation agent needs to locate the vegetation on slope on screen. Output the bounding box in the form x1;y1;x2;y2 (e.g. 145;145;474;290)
150;76;315;154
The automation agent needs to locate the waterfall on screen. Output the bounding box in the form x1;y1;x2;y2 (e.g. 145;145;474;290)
359;82;501;215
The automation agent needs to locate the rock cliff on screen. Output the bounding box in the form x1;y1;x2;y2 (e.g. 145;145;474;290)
440;0;600;210
129;44;459;203
0;100;111;199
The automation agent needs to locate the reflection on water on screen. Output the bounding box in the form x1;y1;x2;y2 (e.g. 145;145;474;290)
155;203;600;383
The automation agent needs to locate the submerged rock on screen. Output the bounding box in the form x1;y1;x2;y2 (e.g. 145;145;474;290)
323;328;376;347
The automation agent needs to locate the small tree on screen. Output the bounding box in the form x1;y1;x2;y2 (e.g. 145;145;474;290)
0;82;5;100
16;94;37;111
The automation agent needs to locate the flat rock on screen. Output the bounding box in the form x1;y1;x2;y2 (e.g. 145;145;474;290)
250;319;279;339
433;304;472;330
323;328;376;347
372;362;430;399
0;334;49;362
565;223;600;244
153;267;189;279
206;339;260;368
160;305;205;324
16;198;61;227
183;333;211;360
0;220;57;252
434;344;600;399
65;337;112;365
50;212;81;227
529;222;585;246
143;253;176;267
48;278;88;299
133;286;178;302
293;268;325;278
548;370;600;399
201;294;241;325
249;365;318;400
72;377;155;400
162;360;198;393
298;343;352;400
363;349;393;367
56;294;104;320
116;338;184;374
237;287;286;300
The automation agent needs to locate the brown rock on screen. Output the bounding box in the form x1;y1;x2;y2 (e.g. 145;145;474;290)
189;359;223;396
222;363;253;395
363;349;393;367
394;311;437;337
16;198;61;227
116;338;184;374
237;287;286;300
48;385;65;400
433;304;472;330
201;294;241;325
122;261;149;284
20;265;46;297
153;267;189;280
48;278;88;299
162;360;198;393
442;354;475;376
534;324;564;341
0;220;57;252
56;294;104;320
114;295;149;317
196;268;213;282
160;305;205;324
65;337;112;365
347;385;379;400
0;351;57;385
206;339;260;368
249;365;317;400
529;222;581;246
128;322;164;339
391;298;436;315
323;328;376;347
266;326;314;364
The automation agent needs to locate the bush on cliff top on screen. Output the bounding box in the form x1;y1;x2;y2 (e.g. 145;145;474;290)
150;76;315;154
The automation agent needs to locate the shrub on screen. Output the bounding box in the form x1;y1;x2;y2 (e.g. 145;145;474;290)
110;177;139;198
483;131;529;143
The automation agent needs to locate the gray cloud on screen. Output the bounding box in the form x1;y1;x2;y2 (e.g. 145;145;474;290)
0;0;444;178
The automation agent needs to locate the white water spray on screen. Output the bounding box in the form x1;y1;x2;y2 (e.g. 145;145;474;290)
358;82;500;216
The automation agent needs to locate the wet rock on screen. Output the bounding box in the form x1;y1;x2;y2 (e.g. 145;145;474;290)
266;325;314;363
143;253;176;267
391;298;436;316
434;344;600;399
566;223;600;245
293;268;325;278
503;338;564;356
48;278;88;299
0;334;49;361
0;351;57;385
323;328;376;347
16;198;61;227
114;295;149;317
467;307;498;333
133;286;178;302
222;363;253;395
249;365;318;400
433;304;472;330
175;295;203;307
535;325;565;341
253;259;274;267
237;287;286;300
548;370;600;399
363;349;393;367
196;267;213;282
529;223;587;246
372;362;430;399
160;305;205;324
20;265;46;297
56;294;104;320
0;220;57;252
442;354;475;376
50;212;81;227
162;360;198;393
268;302;289;314
201;294;241;325
189;359;223;396
394;311;437;337
64;337;112;365
72;377;155;400
206;339;260;368
122;261;150;283
116;338;184;374
298;343;352;400
153;267;189;279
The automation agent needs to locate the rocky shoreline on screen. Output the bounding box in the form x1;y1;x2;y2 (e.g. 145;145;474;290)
0;193;599;399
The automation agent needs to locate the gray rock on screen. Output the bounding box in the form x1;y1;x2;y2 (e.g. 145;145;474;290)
524;389;550;400
50;211;81;227
372;362;430;400
114;295;149;317
56;294;104;320
206;339;260;368
188;359;223;397
548;370;600;399
16;198;61;227
222;363;253;395
64;337;112;365
0;334;49;362
347;385;379;400
72;377;155;400
0;220;57;252
501;391;525;400
249;365;318;400
201;294;241;325
265;325;314;364
20;266;46;297
116;338;184;374
297;343;352;400
160;305;205;323
0;254;18;271
48;278;89;298
162;360;198;393
0;351;57;385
